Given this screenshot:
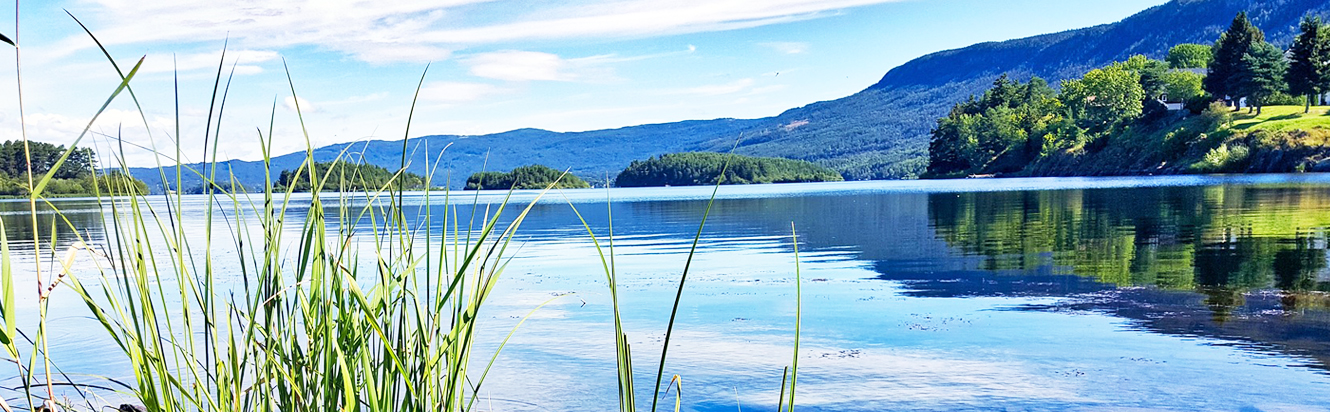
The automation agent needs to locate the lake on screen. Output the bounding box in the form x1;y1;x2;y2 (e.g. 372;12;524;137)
5;175;1330;411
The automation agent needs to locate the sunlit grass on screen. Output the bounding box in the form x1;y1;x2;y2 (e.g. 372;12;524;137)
1229;105;1330;132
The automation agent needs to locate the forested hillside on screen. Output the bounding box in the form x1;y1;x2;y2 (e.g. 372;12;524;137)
273;160;427;192
465;165;591;190
614;152;843;187
926;12;1330;178
129;0;1330;191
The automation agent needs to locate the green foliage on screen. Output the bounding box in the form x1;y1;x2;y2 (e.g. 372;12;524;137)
1062;65;1146;130
1232;42;1290;114
928;58;1160;177
1196;143;1251;172
1168;44;1213;69
1113;55;1170;100
614;152;844;187
926;10;1330;178
0;140;94;180
96;170;149;194
1262;92;1305;107
1286;15;1330;110
465;164;590;190
1162;70;1206;103
0;141;145;196
926;76;1063;175
1207;12;1266;101
1200;101;1233;130
275;160;426;192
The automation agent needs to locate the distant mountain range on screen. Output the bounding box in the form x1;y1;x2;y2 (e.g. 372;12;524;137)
130;0;1330;191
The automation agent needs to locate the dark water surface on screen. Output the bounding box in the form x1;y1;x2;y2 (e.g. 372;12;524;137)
5;175;1330;411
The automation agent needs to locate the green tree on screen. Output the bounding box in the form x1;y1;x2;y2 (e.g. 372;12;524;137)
1232;42;1288;115
1286;15;1329;112
465;165;591;190
1167;44;1213;69
615;153;842;187
926;76;1061;175
1162;70;1206;102
0;140;94;180
1061;66;1145;130
1112;55;1170;100
1206;12;1265;106
276;160;427;192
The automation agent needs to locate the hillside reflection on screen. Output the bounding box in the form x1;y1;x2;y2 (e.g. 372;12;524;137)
926;185;1330;371
927;186;1330;296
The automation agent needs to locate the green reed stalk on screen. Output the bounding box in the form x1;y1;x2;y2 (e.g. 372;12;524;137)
2;16;812;412
28;25;568;412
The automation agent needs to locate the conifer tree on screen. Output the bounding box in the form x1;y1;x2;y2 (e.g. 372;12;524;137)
1232;42;1288;115
1287;15;1328;112
1206;12;1265;108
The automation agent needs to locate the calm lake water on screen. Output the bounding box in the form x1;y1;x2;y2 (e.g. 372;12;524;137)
6;175;1330;411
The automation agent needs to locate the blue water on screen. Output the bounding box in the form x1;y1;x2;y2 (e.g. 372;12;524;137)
5;175;1330;411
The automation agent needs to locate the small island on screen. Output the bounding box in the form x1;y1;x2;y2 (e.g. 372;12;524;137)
465;165;591;190
275;160;427;192
614;152;844;187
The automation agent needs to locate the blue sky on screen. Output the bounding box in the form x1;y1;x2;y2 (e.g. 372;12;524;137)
0;0;1165;165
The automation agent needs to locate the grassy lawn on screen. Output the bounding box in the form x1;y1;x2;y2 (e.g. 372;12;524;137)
1230;105;1330;132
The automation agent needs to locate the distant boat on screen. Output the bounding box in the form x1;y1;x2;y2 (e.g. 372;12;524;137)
966;174;996;179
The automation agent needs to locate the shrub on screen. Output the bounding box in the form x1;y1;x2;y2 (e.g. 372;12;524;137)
1185;95;1215;114
1196;143;1250;172
1199;101;1233;131
1263;92;1304;106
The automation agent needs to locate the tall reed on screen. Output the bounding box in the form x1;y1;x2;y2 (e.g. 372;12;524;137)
0;12;805;412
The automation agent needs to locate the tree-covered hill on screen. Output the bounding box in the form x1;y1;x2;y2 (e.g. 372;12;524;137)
465;165;591;190
614;152;843;188
925;12;1330;179
712;0;1330;179
274;160;427;192
128;0;1330;192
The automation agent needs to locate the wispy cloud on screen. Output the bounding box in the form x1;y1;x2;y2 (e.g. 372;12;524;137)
460;50;644;82
463;51;574;82
140;49;280;75
70;0;901;63
760;41;809;54
418;81;506;103
284;95;316;112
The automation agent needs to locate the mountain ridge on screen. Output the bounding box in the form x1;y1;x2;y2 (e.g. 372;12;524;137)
129;0;1330;191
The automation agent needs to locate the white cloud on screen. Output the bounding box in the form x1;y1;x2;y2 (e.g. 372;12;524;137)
139;49;280;75
0;109;190;167
69;0;902;63
760;41;809;54
418;81;504;103
461;50;638;83
284;95;316;112
463;51;571;82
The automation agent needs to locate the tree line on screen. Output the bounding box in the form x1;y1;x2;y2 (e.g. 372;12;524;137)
464;165;591;190
0;140;145;196
926;11;1330;177
614;152;844;187
276;160;427;192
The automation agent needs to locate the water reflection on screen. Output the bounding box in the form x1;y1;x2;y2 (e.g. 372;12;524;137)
925;185;1330;371
0;199;107;253
8;178;1330;409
